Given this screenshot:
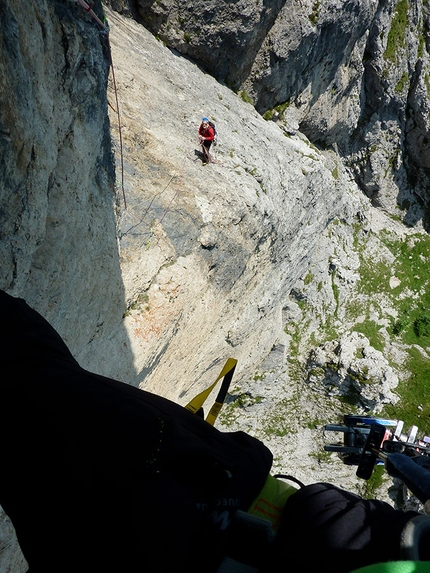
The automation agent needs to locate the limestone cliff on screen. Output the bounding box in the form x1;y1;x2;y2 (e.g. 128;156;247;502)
0;2;121;569
111;0;430;227
103;8;369;403
0;0;126;363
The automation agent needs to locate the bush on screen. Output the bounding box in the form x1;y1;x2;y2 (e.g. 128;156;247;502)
413;315;430;338
239;90;254;105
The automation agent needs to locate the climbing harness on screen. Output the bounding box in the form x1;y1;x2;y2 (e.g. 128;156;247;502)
73;0;126;209
185;358;237;425
185;356;300;571
185;358;302;573
196;138;221;165
216;475;301;573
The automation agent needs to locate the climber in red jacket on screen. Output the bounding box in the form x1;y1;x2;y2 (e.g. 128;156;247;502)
198;117;215;164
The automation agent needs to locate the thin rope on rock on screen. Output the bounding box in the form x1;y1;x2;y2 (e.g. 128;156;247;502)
107;39;126;209
75;0;108;31
74;0;127;209
119;148;188;242
159;151;187;224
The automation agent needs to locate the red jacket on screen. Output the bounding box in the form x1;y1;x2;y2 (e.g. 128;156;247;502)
199;123;215;141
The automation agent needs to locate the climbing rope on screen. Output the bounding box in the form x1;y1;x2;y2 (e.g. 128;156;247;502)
119;148;188;242
159;150;187;223
73;0;127;209
119;174;176;239
196;137;221;165
74;2;201;231
75;0;108;31
107;46;126;209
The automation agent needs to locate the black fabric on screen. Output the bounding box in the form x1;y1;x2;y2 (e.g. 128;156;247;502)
203;139;212;151
0;291;272;573
271;482;419;573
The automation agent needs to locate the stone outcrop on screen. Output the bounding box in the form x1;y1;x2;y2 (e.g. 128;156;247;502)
306;332;399;410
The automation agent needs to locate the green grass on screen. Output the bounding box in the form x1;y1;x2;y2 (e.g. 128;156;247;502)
356;257;391;295
262;397;299;437
239;90;254;105
309;0;321;25
229;222;430;447
425;73;430;100
395;71;409;93
356;465;386;499
383;346;430;436
123;292;150;317
383;0;409;64
354;230;430;344
352;231;430;435
381;231;430;344
263;101;290;121
353;320;385;352
331;271;340;317
304;272;314;285
263;109;275;121
290;225;429;424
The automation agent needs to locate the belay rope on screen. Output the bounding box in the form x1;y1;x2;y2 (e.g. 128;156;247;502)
73;0;126;209
75;0;107;29
185;358;237;426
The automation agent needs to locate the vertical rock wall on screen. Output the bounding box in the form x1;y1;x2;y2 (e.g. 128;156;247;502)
0;0;126;362
0;2;130;570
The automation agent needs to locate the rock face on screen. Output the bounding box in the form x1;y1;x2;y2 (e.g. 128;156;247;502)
0;3;121;569
111;0;430;227
0;0;125;364
105;6;423;499
306;332;399;410
103;8;370;404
